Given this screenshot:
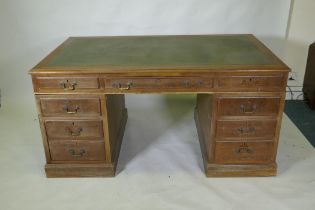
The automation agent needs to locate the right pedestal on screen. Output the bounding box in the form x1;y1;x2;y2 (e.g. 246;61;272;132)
195;93;285;177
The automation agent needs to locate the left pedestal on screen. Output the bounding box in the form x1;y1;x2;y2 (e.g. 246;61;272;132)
35;94;127;178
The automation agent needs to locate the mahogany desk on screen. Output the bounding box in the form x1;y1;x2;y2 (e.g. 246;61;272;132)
29;35;290;177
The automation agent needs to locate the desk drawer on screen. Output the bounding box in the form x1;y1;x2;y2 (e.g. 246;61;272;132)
39;97;101;117
49;140;106;161
218;75;284;91
214;142;274;164
217;97;280;117
216;119;277;139
36;77;100;91
104;77;213;92
45;120;103;140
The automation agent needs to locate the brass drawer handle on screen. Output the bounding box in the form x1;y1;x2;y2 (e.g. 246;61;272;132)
240;104;257;114
235;143;253;154
59;81;77;90
68;82;77;90
59;81;67;89
241;77;255;85
117;82;132;90
63;105;80;114
68;128;83;136
68;149;86;157
237;127;256;134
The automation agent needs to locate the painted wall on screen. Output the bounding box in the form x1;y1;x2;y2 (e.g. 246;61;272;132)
284;0;315;99
0;0;291;109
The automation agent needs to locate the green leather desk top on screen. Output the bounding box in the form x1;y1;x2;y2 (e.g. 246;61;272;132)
31;35;289;73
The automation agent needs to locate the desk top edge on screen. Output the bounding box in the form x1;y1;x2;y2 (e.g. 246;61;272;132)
29;34;290;74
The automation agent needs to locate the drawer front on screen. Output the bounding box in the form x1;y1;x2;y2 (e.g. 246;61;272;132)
104;77;213;92
217;75;284;91
216;119;277;139
39;98;101;117
214;142;274;164
49;140;106;161
45;120;103;140
217;97;280;117
37;77;100;91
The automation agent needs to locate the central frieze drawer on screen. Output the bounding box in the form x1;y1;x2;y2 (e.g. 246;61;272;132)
36;77;100;91
215;119;277;139
39;97;101;117
214;141;274;164
217;97;280;117
104;77;213;91
49;140;106;161
45;120;104;140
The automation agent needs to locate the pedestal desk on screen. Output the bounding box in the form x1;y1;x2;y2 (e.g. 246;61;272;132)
29;35;290;177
